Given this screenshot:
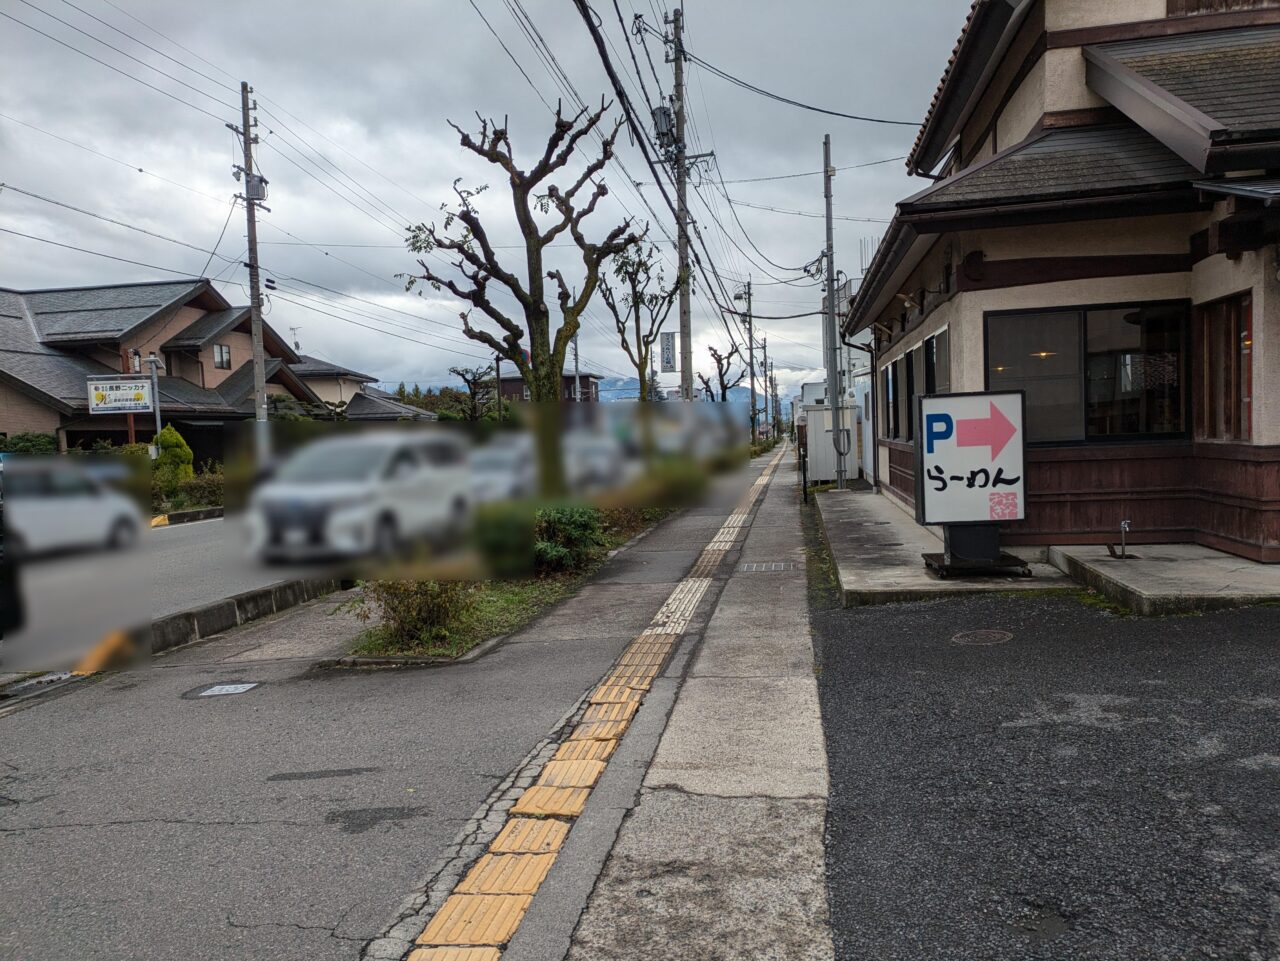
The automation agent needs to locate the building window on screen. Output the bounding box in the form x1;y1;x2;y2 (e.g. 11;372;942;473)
925;329;950;394
986;303;1187;443
213;344;232;369
882;361;897;439
905;348;919;441
1194;292;1252;441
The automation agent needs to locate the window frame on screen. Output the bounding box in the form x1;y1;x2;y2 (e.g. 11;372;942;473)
213;343;232;370
983;299;1192;447
1193;290;1253;442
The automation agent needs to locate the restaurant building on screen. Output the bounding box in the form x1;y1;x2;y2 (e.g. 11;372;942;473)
847;0;1280;561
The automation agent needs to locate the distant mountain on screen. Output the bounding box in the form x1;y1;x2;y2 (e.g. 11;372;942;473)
596;375;754;404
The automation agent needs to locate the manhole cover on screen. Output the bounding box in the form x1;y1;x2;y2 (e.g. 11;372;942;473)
198;683;259;697
740;561;799;572
951;629;1013;646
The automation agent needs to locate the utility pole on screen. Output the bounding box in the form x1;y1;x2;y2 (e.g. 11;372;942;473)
493;352;502;418
669;7;693;401
760;335;769;436
742;280;756;441
572;331;581;402
823;134;848;490
231;82;269;463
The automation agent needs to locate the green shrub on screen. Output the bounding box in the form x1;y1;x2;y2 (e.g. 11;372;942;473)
176;469;224;509
354;579;476;645
533;504;604;574
0;432;57;455
473;500;536;579
154;424;194;494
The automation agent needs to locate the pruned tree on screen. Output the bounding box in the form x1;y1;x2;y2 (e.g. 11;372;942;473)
696;372;715;400
599;243;677;407
406;102;642;494
447;364;496;422
707;345;746;402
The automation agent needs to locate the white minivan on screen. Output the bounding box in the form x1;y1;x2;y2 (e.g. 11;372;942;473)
1;458;143;559
246;431;471;561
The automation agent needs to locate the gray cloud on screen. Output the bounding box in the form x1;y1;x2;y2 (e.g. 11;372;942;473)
0;0;964;399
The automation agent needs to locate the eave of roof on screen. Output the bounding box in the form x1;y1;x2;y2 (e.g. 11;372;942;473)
1085;26;1280;173
1194;176;1280;205
908;0;1035;176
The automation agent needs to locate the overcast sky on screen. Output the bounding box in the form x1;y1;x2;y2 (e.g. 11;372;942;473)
0;0;964;400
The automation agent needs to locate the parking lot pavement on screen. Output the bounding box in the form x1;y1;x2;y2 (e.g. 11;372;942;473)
812;591;1280;961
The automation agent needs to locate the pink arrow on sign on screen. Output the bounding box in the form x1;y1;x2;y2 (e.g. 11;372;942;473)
956;402;1017;459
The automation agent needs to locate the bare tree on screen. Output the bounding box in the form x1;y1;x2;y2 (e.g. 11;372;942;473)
696;372;716;400
406;103;641;494
707;345;747;402
599;243;677;406
447;364;495;422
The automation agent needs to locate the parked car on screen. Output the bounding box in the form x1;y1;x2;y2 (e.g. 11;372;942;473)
0;458;143;559
564;432;625;493
470;435;537;503
245;431;470;561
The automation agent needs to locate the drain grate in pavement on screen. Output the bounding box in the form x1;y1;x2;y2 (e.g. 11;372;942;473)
950;629;1013;646
740;561;799;573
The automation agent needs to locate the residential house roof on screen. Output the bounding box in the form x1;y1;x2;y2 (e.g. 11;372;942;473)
1085;25;1280;172
345;389;438;421
290;355;377;383
6;280;221;345
161;307;251;349
901;125;1200;215
1194;176;1280;205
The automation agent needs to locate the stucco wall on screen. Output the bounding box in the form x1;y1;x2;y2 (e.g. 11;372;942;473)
0;382;61;436
1044;0;1165;31
199;330;253;389
995;57;1046;150
303;376;365;405
125;306;203;361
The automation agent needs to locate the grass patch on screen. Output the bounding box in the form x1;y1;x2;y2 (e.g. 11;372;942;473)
349;505;676;659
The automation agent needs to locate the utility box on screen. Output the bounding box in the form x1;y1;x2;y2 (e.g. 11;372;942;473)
805;403;863;484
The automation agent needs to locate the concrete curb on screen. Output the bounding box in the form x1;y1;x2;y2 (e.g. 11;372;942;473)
319;631;511;670
158;506;224;526
150;578;341;655
1047;547;1273;616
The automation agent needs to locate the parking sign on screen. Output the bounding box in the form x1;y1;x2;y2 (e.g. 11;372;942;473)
915;392;1025;526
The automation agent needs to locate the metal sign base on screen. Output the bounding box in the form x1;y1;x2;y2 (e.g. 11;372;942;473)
923;523;1031;580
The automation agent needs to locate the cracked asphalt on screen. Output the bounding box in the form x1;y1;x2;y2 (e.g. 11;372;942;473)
0;474;750;961
810;549;1280;961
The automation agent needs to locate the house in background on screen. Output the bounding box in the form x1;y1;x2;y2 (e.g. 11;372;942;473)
0;279;320;461
289;355;378;406
848;0;1280;561
497;372;601;402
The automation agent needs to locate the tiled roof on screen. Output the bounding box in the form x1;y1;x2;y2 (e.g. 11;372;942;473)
908;0;984;174
901;125;1199;213
290;354;377;382
345;391;437;421
1096;25;1280;137
162;307;250;349
10;281;210;343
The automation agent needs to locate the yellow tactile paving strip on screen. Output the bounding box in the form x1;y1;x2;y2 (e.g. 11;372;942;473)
417;894;532;946
409;447;788;954
489;818;569;854
456;853;557;895
408;947;503;961
510;785;590;817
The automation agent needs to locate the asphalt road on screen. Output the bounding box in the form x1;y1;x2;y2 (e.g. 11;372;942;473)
812;573;1280;960
0;467;757;961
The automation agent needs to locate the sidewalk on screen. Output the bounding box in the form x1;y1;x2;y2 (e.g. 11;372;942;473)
559;447;833;959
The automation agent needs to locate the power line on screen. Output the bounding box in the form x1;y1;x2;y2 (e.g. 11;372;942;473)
727;198;892;224
1;182;240;263
2;227;207;277
1;7;234;123
95;0;239;83
200;198;240;276
636;17;915;126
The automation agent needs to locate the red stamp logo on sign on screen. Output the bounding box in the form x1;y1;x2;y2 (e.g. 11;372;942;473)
989;492;1019;521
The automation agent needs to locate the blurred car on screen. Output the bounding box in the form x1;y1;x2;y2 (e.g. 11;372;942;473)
564;432;625;493
246;431;470;561
0;458;143;559
470;435;537;503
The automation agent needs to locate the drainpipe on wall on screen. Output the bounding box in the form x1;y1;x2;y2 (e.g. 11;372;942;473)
846;337;879;494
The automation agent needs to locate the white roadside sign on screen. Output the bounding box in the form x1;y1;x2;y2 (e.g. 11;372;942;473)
88;376;153;414
659;331;676;373
915;391;1026;526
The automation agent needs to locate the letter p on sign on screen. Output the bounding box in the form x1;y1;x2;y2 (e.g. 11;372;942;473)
925;413;954;454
